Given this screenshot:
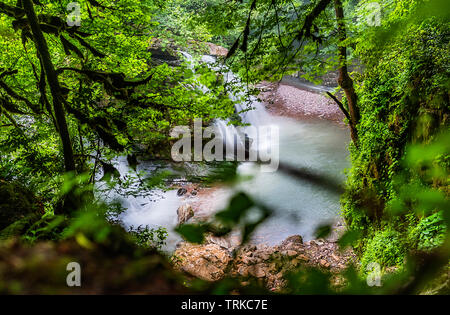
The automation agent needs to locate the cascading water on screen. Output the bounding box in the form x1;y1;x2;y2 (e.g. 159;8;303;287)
182;52;269;157
98;52;350;252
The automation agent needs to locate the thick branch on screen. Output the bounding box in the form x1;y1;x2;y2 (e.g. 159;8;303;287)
0;79;40;113
298;0;332;39
22;0;76;172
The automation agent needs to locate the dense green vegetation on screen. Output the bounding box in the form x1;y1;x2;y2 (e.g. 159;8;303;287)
0;0;448;294
342;1;449;273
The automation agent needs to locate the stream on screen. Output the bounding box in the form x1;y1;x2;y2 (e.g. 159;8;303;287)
99;55;350;252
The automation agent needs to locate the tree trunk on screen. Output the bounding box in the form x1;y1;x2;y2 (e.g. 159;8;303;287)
334;0;359;145
22;0;76;172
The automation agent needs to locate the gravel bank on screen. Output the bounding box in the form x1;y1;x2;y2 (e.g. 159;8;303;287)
259;82;346;123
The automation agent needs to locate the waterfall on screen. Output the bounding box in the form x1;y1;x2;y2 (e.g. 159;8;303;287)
181;52;272;160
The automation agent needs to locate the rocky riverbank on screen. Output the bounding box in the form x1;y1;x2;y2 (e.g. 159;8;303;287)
173;227;356;291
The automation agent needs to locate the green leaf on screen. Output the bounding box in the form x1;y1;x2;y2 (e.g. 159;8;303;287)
315;224;332;239
338;229;363;249
175;224;207;244
215;192;254;225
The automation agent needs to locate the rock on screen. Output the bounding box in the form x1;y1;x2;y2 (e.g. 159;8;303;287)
290;259;300;267
205;234;234;250
241;255;256;265
174;243;231;281
281;235;303;247
176;204;194;225
229;235;242;248
148;47;178;62
268;263;277;273
286;250;297;257
258;252;271;261
171;220;356;289
319;259;330;268
206;43;228;56
249;264;266;278
298;254;309;262
331;253;340;261
177;188;187;196
238;265;249;277
147;39;180;66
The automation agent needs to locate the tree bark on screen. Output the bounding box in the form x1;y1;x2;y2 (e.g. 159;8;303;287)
334;0;359;146
22;0;76;172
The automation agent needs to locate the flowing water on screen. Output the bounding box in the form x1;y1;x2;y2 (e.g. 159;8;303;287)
101;54;350;252
236;117;350;245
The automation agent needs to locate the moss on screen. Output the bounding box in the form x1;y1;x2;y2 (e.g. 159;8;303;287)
0;214;41;240
0;181;42;231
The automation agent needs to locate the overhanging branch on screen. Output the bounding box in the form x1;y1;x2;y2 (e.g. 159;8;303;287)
326;91;351;121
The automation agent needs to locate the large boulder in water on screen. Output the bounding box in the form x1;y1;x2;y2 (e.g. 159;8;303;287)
177;204;194;225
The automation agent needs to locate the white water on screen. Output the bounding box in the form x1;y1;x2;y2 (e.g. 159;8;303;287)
101;54;350;251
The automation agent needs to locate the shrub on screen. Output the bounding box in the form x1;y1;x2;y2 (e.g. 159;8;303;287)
360;228;408;273
408;212;446;251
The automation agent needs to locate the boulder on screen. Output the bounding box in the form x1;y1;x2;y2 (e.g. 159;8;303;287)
205;234;231;250
204;233;241;251
147;39;180;66
286;250;298;257
174;243;231;281
206;43;228;56
281;235;303;247
177;204;194;225
248;264;266;278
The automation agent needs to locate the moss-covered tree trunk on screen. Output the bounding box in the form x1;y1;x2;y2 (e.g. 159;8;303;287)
334;0;359;146
22;0;76;172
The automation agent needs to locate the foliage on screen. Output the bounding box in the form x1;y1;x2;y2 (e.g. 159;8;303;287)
360;227;408;272
0;0;449;295
129;225;168;251
341;0;449;263
0;0;238;214
408;212;446;251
